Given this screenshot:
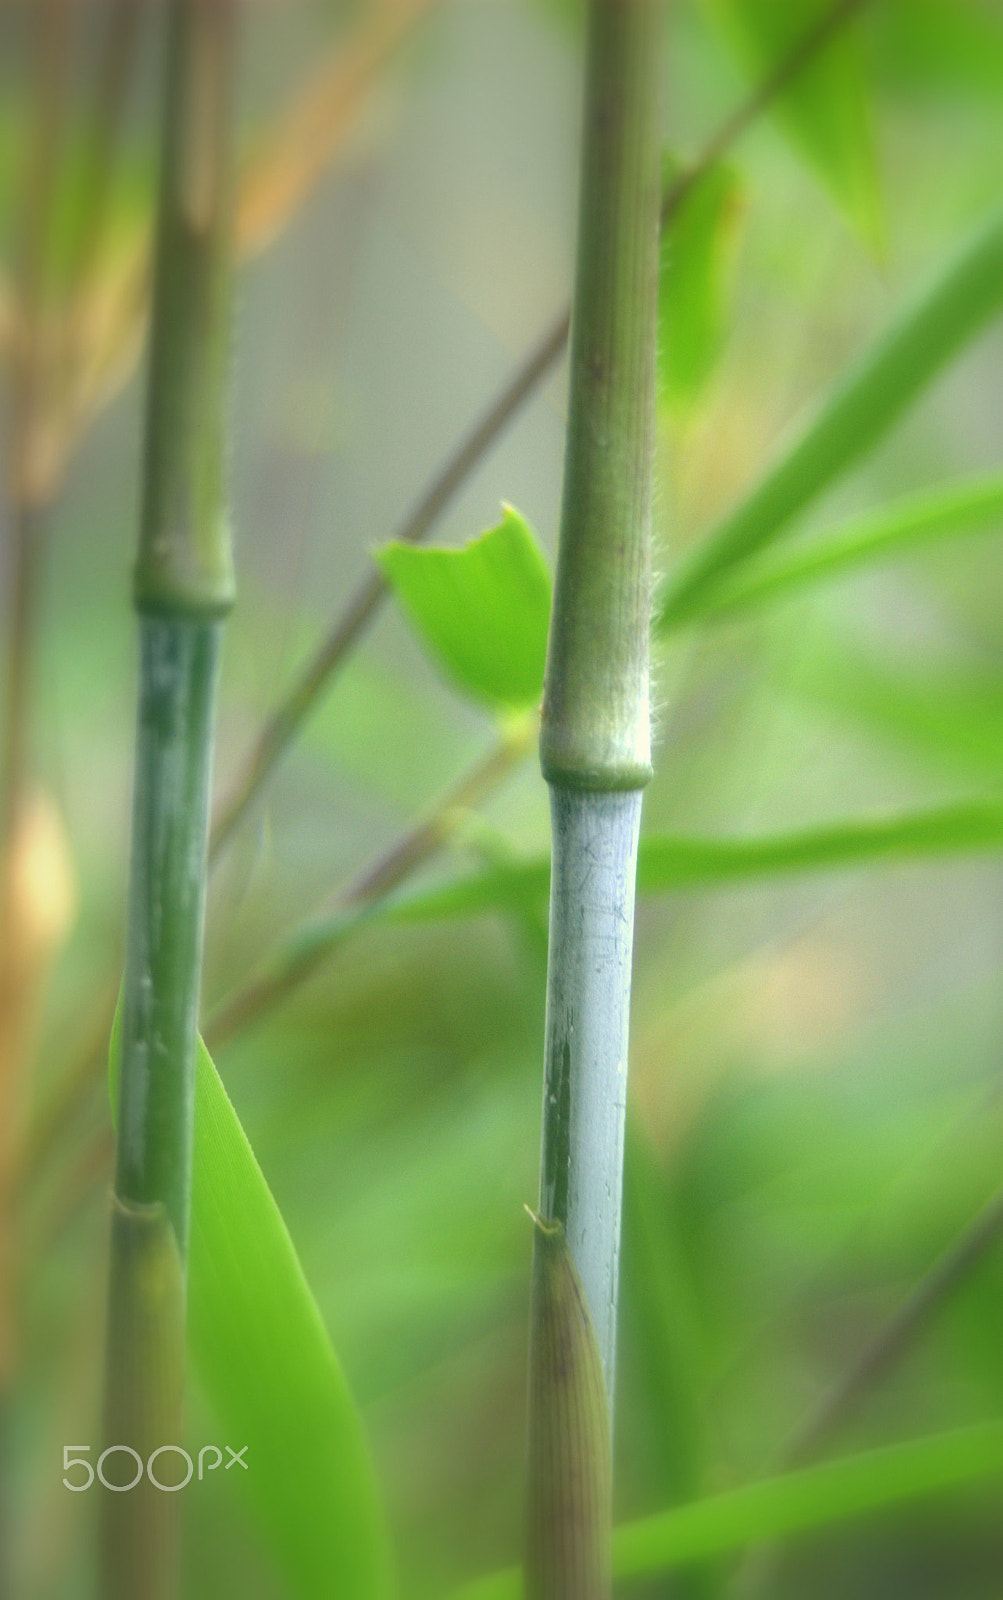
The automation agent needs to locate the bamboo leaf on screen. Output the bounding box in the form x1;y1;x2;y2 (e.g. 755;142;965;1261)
781;637;1003;780
376;506;551;711
869;0;1003;101
208;799;1003;1038
658;200;1003;630
697;471;1003;619
659;161;744;416
383;800;1003;922
701;0;881;247
450;1422;1003;1599
110;1016;394;1599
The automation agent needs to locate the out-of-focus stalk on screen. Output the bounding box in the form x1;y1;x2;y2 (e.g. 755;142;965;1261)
102;4;238;1595
527;0;662;1595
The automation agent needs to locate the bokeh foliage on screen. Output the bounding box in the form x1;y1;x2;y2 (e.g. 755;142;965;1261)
5;1;1003;1596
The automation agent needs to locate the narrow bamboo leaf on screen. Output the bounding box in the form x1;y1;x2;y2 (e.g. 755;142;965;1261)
450;1422;1003;1599
698;471;1003;619
614;1422;1003;1579
869;0;1003;100
659;161;744;416
783;636;1003;779
700;0;881;247
381;801;1003;921
658;200;1003;630
637;802;1003;883
376;506;551;711
207;799;1003;1044
110;1016;394;1599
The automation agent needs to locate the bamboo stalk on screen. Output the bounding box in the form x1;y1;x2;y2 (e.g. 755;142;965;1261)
210;0;874;863
103;2;238;1594
527;1;662;1593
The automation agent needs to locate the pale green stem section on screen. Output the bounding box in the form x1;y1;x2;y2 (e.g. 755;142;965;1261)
534;0;661;1367
134;0;237;614
539;1;660;790
530;3;661;1593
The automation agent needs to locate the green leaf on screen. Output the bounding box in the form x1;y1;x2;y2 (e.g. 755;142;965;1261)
659;161;744;416
658;200;1003;630
227;800;1003;996
701;0;882;247
780;636;1003;781
449;1422;1003;1598
376;506;552;711
110;1015;394;1599
696;471;1003;620
869;0;1003;102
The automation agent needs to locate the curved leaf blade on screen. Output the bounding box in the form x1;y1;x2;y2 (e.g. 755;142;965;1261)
110;1019;395;1599
376;506;552;712
659;161;745;417
450;1422;1003;1599
701;0;881;246
658;201;1003;630
697;471;1003;619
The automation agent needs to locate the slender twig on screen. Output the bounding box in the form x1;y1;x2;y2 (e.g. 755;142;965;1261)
205;718;534;1046
781;1182;1003;1471
732;1175;1003;1600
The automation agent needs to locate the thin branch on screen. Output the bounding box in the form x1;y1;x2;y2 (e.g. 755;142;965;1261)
781;1182;1003;1470
205;718;533;1047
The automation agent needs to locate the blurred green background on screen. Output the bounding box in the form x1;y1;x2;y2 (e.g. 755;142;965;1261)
5;1;1003;1595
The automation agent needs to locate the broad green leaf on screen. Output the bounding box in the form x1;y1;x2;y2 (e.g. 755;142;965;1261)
376;506;551;711
659;161;744;416
110;1017;394;1599
659;201;1003;630
450;1422;1003;1598
700;0;881;247
697;471;1003;620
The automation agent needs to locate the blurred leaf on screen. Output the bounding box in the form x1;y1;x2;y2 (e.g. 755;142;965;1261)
110;1017;395;1599
782;636;1003;780
451;1422;1003;1598
659;160;744;416
659;200;1003;629
376;506;552;711
698;470;1003;619
868;0;1003;101
638;804;1003;882
213;798;1003;1038
700;0;882;247
620;1128;707;1511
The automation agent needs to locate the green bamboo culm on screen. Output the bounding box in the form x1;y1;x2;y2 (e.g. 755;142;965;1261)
528;0;662;1595
102;3;237;1595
